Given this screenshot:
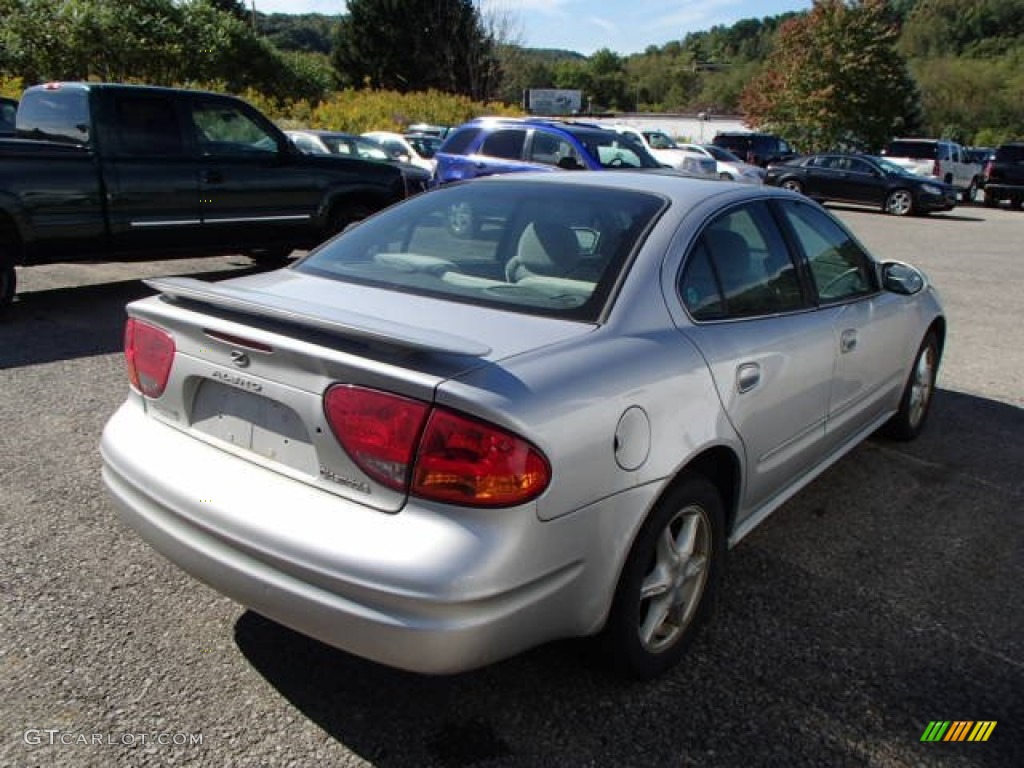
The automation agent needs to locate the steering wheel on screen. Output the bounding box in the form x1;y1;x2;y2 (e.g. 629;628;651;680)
820;268;861;298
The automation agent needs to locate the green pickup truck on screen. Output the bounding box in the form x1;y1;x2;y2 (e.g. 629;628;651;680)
0;82;413;312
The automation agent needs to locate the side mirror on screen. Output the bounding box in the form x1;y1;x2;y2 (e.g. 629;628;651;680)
882;261;925;295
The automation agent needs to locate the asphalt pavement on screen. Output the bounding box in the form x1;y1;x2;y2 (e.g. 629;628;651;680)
1;203;1021;768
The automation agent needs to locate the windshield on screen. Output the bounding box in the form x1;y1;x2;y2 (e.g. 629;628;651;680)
297;181;665;321
871;156;916;176
572;130;663;169
702;144;743;163
405;134;441;158
642;131;678;150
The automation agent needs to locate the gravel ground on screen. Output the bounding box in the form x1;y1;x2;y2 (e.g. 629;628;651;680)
1;205;1021;768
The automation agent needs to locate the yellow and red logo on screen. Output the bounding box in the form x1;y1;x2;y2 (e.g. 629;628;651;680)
920;721;997;742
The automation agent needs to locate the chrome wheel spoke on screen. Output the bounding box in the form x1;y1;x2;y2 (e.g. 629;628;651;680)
640;567;671;600
639;595;673;646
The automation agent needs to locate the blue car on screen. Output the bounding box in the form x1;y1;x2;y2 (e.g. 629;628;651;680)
434;117;665;235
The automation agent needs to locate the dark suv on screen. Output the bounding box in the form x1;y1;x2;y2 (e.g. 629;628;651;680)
982;142;1024;209
711;132;797;167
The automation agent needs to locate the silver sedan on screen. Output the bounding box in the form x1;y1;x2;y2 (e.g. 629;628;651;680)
100;172;945;679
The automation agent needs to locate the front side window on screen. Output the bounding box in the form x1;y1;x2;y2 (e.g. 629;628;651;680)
191;99;279;156
679;202;804;320
778;201;877;302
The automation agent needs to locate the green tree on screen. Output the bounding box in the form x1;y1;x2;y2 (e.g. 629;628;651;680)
740;0;921;152
332;0;500;101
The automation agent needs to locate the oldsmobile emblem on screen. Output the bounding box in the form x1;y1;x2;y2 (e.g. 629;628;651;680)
230;350;250;368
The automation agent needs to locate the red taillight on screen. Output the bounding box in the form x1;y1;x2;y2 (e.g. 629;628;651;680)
413;409;550;507
932;159;941;177
124;318;175;398
323;385;551;507
984;160;993;180
323;385;430;490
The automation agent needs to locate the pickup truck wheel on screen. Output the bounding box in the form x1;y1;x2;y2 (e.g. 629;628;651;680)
983;189;997;207
328;204;372;237
0;262;14;313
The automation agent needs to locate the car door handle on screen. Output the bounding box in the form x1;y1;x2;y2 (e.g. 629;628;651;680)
203;170;224;184
840;329;858;354
736;363;761;394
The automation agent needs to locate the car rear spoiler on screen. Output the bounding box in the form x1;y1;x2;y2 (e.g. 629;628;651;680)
144;276;492;357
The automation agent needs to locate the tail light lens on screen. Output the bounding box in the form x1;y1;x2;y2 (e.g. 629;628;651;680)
984;160;993;180
413;409;550;507
323;385;550;507
324;386;429;490
932;159;941;177
124;318;175;398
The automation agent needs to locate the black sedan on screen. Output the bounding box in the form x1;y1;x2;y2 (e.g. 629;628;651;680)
765;153;957;216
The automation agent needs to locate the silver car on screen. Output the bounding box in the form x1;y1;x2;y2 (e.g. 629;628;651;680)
100;172;944;679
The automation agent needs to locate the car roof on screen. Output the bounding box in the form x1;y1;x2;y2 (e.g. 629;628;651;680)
289;129;358;139
455;168;770;206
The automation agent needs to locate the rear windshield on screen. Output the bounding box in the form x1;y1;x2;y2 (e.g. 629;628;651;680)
884;141;937;159
297;181;665;322
995;144;1024;162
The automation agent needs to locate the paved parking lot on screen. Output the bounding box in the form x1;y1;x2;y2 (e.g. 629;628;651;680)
1;203;1021;768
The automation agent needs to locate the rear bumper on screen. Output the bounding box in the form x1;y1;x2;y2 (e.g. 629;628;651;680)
100;400;651;673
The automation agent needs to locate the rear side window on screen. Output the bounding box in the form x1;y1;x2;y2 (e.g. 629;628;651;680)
438;126;481;155
16;88;91;146
480;129;526;160
110;94;184;157
680;202;804;320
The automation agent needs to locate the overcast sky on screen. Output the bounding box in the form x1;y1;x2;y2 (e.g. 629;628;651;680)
251;0;814;56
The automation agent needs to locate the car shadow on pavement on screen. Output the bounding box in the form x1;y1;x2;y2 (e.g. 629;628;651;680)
233;387;1023;768
822;203;986;223
0;264;268;370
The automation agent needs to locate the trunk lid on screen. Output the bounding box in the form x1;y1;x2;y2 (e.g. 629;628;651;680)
129;270;594;512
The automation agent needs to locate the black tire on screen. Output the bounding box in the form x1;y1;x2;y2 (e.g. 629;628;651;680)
983;189;997;208
963;178;978;204
603;473;726;679
885;189;914;216
881;331;939;441
780;179;803;194
0;260;14;315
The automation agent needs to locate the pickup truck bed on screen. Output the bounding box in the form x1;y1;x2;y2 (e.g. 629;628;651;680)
982;142;1024;209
